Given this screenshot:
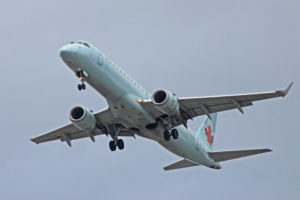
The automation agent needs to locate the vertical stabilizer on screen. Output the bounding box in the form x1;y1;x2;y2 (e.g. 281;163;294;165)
196;113;217;151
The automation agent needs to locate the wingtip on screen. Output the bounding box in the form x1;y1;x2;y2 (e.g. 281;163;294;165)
163;166;172;171
282;81;294;97
263;148;272;153
30;138;38;144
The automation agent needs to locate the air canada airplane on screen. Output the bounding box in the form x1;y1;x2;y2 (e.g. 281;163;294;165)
31;41;293;170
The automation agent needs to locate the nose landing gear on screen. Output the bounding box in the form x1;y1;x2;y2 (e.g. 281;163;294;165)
76;70;86;91
77;82;86;91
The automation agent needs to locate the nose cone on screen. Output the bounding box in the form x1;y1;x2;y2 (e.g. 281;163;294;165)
59;44;76;60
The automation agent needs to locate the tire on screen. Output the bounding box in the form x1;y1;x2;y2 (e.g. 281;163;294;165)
163;130;170;141
117;139;124;150
171;129;179;139
109;141;116;151
78;84;82;90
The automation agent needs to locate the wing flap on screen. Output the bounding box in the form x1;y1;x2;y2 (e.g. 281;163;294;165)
164;159;200;171
186;101;253;119
209;148;272;162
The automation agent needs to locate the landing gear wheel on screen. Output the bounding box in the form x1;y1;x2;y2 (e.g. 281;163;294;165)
109;141;116;151
78;84;82;91
117;139;124;150
171;129;179;139
163;130;171;141
82;83;86;90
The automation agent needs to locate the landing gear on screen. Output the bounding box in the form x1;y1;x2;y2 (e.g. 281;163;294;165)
109;140;116;151
76;70;86;91
171;129;179;139
82;83;86;90
164;130;171;141
77;83;86;91
117;139;124;150
164;129;179;141
108;124;125;151
109;139;124;151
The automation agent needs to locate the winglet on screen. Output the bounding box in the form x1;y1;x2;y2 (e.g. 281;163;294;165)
281;82;294;97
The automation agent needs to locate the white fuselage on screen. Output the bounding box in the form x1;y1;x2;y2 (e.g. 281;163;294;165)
60;42;220;168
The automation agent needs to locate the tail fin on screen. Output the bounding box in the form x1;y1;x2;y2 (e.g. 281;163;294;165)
196;113;217;151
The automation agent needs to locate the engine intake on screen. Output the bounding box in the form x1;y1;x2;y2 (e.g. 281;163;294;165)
69;106;96;132
152;90;179;116
153;90;168;104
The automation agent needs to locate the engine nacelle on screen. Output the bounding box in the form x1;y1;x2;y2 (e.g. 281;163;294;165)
152;90;180;116
69;106;96;132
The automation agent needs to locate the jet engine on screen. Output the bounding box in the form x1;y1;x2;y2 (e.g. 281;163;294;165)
152;90;180;116
69;106;96;132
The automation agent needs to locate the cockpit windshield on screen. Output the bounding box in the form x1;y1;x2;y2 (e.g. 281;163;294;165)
70;41;90;48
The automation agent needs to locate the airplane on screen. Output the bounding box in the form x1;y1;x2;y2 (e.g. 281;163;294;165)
31;41;293;170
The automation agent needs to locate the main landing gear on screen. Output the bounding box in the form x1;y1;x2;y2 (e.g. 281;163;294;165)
109;139;124;151
108;125;125;151
163;129;179;141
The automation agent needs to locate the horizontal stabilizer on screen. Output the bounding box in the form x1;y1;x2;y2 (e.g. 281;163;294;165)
209;148;272;162
164;159;200;171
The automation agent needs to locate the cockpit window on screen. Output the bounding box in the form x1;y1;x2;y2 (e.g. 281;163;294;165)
74;41;90;48
83;42;90;47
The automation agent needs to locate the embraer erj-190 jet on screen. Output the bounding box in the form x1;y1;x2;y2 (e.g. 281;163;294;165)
31;41;293;170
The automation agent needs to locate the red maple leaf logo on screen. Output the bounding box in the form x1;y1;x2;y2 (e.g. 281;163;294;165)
205;125;214;146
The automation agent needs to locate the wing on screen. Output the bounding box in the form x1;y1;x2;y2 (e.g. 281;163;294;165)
31;108;135;147
209;148;272;162
141;82;293;125
178;82;293;120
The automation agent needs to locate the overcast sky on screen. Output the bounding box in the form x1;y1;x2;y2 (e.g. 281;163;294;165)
1;0;299;199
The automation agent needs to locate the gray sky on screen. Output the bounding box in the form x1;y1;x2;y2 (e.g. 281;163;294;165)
1;0;299;199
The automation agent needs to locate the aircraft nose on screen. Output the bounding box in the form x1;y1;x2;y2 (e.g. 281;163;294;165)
59;44;76;60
